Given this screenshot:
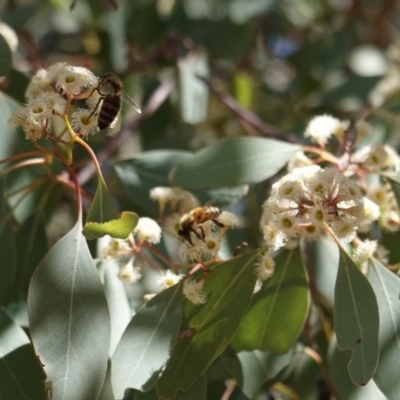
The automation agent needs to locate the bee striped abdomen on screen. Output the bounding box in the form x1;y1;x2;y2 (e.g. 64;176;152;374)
98;95;121;130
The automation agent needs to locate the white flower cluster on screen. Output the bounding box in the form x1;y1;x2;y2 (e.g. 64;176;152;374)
260;166;370;250
99;217;162;284
9;63;100;140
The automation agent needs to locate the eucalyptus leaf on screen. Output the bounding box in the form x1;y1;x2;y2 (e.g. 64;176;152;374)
0;178;17;305
334;248;379;386
111;284;183;397
232;248;309;353
0;309;46;400
156;249;260;399
169;138;299;189
178;50;209;124
28;219;111;400
368;259;400;399
382;172;400;209
236;350;293;399
86;176;119;224
0;34;12;76
177;375;207;400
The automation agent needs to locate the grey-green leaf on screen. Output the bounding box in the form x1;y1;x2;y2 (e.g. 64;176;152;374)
0;309;46;400
334;248;379;386
28;220;111;400
169;137;299;189
368;259;400;398
111;284;183;397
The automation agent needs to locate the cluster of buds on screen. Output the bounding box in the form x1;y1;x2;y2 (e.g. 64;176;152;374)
9;63;104;140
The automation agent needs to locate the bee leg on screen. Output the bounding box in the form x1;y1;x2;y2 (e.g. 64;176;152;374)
86;96;102;122
211;219;225;228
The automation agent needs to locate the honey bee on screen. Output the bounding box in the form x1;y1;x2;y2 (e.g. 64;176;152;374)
87;73;141;130
178;206;225;245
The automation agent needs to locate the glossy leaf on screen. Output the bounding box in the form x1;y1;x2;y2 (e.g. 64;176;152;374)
156;250;260;399
0;309;46;400
169;138;299;189
0;178;17;305
232;248;309;353
368;259;400;398
83;211;138;240
112;284;183;397
0;34;12;76
86;176;119;224
334;248;379;386
236;350;293;399
178;50;209;124
28;219;111;400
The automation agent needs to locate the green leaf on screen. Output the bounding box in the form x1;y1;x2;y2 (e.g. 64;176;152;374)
232;248;309;353
382;172;400;208
103;260;132;356
177;375;206;400
368;259;400;398
334;248;379;386
178;50;209;124
0;92;20;168
228;0;275;23
328;336;386;400
0;179;17;305
83;211;138;240
86;176;119;224
16;213;48;293
111;152;247;215
111;284;183;397
0;34;12;76
169;138;299;189
156;250;260;399
28;219;111;400
0;309;46;400
235;350;293;399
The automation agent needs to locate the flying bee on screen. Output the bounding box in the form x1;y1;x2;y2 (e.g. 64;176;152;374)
86;73;141;130
178;206;225;245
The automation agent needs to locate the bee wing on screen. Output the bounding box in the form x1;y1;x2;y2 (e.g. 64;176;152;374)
122;91;141;114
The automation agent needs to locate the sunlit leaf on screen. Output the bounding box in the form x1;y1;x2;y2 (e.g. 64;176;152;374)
83;211;138;240
232;248;309;353
0;309;46;400
235;350;293;399
156;250;260;399
334;248;379;386
28;219;111;400
169;138;299;189
368;259;400;398
112;284;183;397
